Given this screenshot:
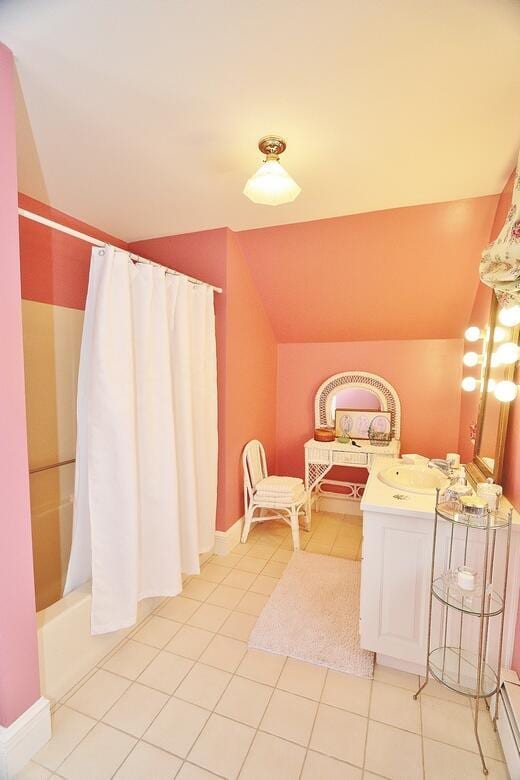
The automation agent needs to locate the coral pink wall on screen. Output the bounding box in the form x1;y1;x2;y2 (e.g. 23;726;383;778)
130;230;277;532
276;340;464;480
237;197;498;343
0;43;41;727
224;231;277;525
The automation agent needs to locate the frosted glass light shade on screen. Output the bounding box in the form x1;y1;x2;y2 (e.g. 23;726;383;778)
464;326;481;342
494;380;518;402
461;376;478;392
495;341;520;365
243;159;301;205
498;305;520;327
463;351;479;367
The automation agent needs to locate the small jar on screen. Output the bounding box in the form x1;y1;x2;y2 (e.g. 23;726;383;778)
477;481;503;512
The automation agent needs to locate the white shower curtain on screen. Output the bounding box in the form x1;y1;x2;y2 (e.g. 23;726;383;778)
64;246;218;634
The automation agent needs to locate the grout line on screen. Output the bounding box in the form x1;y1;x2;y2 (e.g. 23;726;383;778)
361;674;374;774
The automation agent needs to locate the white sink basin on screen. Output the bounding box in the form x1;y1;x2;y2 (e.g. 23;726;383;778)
379;464;449;495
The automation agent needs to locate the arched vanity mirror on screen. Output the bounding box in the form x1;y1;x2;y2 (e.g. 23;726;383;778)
315;371;401;439
467;297;520;485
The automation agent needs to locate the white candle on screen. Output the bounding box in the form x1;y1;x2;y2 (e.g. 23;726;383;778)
457;567;476;591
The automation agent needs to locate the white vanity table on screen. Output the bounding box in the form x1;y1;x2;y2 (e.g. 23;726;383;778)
306;371;401;511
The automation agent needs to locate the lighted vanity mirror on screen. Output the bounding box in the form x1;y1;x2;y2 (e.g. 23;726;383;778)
468;296;520;484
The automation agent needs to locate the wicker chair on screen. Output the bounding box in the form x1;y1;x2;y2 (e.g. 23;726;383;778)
241;439;311;550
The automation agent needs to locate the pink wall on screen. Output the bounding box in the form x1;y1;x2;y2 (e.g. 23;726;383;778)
237;196;498;343
130;229;277;532
224;231;277;525
276;339;464;480
0;44;41;727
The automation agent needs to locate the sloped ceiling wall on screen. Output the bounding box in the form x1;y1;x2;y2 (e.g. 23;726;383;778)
236;195;499;343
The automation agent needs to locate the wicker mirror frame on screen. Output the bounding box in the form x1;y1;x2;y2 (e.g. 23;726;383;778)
315;371;401;439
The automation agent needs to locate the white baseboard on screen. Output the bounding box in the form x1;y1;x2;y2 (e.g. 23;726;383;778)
0;697;51;779
214;516;243;556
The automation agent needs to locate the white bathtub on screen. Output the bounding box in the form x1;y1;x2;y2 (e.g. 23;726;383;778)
37;583;163;703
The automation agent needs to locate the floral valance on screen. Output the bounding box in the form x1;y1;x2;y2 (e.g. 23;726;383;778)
480;151;520;307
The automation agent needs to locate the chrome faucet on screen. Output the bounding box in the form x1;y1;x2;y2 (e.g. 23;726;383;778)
428;458;453;477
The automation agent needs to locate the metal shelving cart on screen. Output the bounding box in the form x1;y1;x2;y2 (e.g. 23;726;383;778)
414;490;513;775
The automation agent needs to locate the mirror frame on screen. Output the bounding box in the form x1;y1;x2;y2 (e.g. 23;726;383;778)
467;296;519;486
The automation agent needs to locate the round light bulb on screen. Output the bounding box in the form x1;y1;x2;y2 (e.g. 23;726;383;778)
464;326;481;342
493;326;507;343
487;378;496;392
494;380;518;402
498;305;520;328
463;351;479;367
461;377;478;392
495;341;520;365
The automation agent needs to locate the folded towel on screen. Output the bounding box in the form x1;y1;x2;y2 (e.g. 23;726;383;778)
255;488;307;503
256;476;303;494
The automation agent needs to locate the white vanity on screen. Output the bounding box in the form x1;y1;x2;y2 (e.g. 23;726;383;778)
360;457;520;675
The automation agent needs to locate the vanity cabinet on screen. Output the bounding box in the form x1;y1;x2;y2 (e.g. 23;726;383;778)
360;503;518;674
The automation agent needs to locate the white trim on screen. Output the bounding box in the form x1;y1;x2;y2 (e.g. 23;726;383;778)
214;517;244;556
0;697;51;779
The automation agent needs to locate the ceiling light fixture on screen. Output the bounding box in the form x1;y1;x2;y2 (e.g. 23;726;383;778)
243;135;301;206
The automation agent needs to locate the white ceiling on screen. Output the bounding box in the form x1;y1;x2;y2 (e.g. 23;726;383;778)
1;0;519;241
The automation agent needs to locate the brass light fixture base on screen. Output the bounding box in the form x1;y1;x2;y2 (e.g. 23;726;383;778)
258;135;287;160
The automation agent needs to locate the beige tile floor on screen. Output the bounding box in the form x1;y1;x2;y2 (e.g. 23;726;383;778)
19;512;509;780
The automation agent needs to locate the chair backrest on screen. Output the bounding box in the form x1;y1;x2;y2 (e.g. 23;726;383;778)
242;439;268;497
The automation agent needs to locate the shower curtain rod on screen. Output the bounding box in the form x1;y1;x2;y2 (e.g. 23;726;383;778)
18;208;223;294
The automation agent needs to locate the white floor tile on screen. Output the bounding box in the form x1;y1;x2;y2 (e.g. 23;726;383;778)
102;681;168;737
422;696;502;759
33;706;96;771
199;634;247;672
249;575;278;596
131;615;182;648
234;556;267;574
277;658;326;701
144;696;210;758
215;675;272;727
364;720;422;780
260;688;317;745
235;591;269;617
181;579;218;602
237;649;286;686
239;731;305;779
218;611;257;641
309;703;367;767
419;675;471;706
157;596;201;623
261;561;287;578
102;638;158;679
373;664;419;691
165;625;214;660
370;680;421;733
137;650;193;694
210;553;243;569
65;669;130;719
187;603;231;632
113;741;182;779
198;564;229;584
272;549;293;563
206;584;245;609
321;670;371;716
58;722;136;780
176;763;221;779
423;738;508;779
188;713;255;779
175;662;232;709
247;544;277;561
14;762;52;779
301;750;362;779
221;570;257;590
